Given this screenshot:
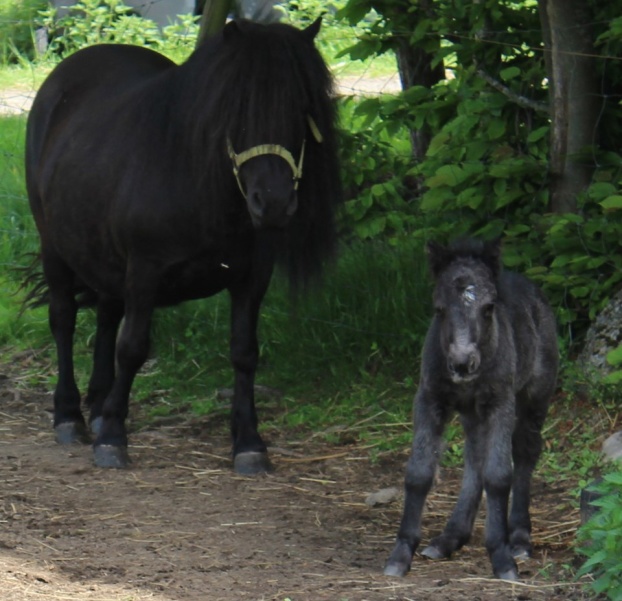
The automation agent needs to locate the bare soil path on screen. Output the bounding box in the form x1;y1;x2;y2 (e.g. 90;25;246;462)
0;357;590;601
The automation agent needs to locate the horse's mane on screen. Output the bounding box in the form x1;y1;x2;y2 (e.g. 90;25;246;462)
171;19;342;288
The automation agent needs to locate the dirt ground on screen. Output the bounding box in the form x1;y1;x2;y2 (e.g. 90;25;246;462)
0;356;592;601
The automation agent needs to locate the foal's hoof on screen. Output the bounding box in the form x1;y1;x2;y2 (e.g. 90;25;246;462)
421;545;446;560
93;444;130;469
55;421;91;445
497;567;520;581
89;416;103;436
384;541;414;577
233;451;271;475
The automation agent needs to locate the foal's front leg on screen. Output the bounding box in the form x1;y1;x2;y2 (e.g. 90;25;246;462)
482;400;518;580
384;391;447;576
421;414;486;560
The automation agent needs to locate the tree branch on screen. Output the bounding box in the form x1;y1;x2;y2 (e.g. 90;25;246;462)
475;63;549;114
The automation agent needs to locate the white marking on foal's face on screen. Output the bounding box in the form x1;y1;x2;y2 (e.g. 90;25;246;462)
462;285;476;305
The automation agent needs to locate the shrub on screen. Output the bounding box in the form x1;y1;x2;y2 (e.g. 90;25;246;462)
0;0;47;63
577;469;622;601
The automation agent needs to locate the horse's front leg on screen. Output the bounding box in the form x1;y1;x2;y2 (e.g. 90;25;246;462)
228;285;272;474
482;398;517;580
92;264;156;468
421;413;486;559
228;242;275;475
384;391;447;576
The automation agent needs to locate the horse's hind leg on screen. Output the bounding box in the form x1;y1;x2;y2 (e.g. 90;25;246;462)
509;403;548;558
92;262;156;468
43;249;89;444
85;297;124;435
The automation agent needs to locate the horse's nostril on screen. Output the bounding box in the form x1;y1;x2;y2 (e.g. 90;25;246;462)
248;191;264;217
286;193;298;216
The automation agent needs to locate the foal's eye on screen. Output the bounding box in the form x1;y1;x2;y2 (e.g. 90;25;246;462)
482;303;495;319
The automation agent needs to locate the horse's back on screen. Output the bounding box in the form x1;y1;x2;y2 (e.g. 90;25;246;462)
499;271;558;399
27;44;175;183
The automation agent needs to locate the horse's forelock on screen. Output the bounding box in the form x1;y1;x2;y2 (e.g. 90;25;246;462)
180;20;342;287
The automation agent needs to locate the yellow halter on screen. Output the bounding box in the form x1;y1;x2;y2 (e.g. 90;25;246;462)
227;116;323;197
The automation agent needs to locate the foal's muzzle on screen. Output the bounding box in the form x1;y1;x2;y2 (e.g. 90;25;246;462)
447;344;481;383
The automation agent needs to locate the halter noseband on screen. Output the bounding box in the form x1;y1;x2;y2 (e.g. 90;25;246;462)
227;116;323;197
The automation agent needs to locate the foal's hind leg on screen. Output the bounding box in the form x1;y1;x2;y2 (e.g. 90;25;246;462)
85;297;124;436
509;403;548;559
43;249;89;444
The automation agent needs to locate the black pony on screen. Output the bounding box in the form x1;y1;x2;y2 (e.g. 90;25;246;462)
384;239;558;581
25;18;341;473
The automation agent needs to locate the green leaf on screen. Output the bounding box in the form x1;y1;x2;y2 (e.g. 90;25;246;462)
606;344;622;367
500;66;521;81
600;195;622;210
527;126;549;143
427;165;467;188
487;119;506;140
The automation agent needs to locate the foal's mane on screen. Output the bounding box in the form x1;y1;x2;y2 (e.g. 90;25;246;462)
172;19;343;287
427;238;503;281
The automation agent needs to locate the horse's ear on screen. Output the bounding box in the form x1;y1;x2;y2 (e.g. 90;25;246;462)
303;17;322;41
223;20;241;42
483;237;503;278
426;240;449;278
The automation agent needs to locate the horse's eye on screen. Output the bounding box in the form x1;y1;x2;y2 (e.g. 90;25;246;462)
434;306;445;317
482;303;495;319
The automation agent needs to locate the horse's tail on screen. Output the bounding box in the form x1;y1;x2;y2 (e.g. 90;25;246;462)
18;253;97;313
18;253;48;311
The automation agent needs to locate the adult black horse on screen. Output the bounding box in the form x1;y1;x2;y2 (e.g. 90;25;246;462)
25;18;342;473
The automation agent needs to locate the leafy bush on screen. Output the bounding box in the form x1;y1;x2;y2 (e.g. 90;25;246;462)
577;469;622;600
36;0;198;62
0;0;47;63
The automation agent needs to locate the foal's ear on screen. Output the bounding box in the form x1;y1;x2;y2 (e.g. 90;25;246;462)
303;17;322;41
426;240;450;277
483;237;503;279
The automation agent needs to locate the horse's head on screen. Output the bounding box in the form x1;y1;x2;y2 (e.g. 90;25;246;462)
227;137;305;228
222;18;325;229
427;239;502;384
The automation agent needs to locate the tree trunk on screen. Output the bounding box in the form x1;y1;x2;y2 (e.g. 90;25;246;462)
197;0;233;46
540;0;600;213
392;1;444;162
395;41;445;162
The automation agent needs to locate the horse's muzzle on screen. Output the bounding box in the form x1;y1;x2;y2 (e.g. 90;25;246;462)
247;188;298;228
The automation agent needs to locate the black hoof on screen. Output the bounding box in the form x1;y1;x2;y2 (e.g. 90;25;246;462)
55;421;91;445
233;451;271;475
384;540;414;577
421;545;446;560
93;444;130;469
90;416;103;436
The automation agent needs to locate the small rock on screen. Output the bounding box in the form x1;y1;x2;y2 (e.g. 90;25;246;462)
365;487;399;507
602;431;622;462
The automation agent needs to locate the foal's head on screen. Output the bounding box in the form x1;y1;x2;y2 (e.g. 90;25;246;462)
427;239;502;384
